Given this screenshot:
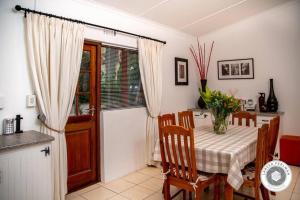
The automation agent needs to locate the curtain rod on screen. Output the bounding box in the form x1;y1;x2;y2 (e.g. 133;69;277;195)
14;5;167;45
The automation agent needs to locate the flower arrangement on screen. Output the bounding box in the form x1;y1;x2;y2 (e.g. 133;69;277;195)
201;88;240;134
189;39;214;80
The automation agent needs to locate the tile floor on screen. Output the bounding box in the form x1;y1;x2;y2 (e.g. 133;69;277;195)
66;165;300;200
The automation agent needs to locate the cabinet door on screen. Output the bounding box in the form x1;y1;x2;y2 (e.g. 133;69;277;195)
0;149;22;200
0;156;9;200
23;144;52;200
257;116;273;128
0;143;52;200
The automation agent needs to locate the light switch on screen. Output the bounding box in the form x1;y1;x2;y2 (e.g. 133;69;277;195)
26;95;36;107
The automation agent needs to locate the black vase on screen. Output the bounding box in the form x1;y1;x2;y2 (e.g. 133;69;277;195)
198;79;207;109
258;92;267;112
266;79;278;112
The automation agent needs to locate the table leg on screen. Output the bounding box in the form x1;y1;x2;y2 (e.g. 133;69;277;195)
224;181;233;200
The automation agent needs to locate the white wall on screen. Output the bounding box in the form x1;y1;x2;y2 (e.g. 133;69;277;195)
100;108;147;182
0;0;40;133
0;0;198;181
198;0;300;134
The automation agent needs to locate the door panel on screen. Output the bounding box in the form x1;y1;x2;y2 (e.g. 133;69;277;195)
66;130;91;174
65;43;99;192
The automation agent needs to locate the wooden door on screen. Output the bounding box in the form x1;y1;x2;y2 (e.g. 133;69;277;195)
65;42;100;192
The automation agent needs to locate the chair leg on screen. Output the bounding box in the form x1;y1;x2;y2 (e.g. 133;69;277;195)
204;186;209;192
224;181;233;200
164;182;171;200
189;192;192;200
270;191;276;196
255;185;260;200
260;185;270;200
183;190;186;200
195;189;201;200
214;177;221;200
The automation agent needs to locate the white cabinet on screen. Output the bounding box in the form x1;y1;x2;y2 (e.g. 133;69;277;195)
257;116;273;127
193;110;211;127
0;143;52;200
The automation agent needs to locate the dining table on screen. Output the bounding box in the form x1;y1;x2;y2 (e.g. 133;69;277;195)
153;125;259;200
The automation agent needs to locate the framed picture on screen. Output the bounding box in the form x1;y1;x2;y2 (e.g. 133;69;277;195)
175;57;188;85
217;58;254;80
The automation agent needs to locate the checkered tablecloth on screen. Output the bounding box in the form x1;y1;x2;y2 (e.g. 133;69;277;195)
153;125;258;190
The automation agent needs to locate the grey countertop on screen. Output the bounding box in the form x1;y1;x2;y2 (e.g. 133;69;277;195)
189;108;284;117
247;111;284;117
0;131;54;152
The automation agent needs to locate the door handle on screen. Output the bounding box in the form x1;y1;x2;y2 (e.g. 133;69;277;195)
89;106;96;116
41;146;50;157
84;106;96;116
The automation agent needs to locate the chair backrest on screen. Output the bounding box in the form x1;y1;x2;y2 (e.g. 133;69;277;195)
255;124;269;185
159;125;197;182
232;111;257;127
268;116;280;159
178;111;195;129
158;113;176;134
158;114;176;168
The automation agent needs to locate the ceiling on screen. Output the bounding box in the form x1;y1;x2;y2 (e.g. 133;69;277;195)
93;0;291;36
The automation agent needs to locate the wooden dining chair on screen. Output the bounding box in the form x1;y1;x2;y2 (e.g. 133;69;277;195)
159;125;220;200
178;110;195;129
235;124;270;200
268;116;280;161
232;111;257;127
179;110;212;194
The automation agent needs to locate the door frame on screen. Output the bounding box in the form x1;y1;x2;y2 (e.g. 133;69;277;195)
85;40;102;184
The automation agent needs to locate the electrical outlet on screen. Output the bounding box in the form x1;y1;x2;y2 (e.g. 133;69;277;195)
26;95;36;107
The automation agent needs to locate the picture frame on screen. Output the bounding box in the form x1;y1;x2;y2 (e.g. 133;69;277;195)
175;57;188;85
217;58;254;80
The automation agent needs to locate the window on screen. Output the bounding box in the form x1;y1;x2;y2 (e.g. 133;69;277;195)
70;44;97;117
101;45;145;109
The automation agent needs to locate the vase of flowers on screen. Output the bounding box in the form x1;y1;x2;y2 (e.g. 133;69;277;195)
201;88;240;134
190;39;214;109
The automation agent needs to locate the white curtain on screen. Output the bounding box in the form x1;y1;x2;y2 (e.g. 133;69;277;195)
26;13;84;200
138;38;163;165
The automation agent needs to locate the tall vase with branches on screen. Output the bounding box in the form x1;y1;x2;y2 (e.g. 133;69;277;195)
190;39;214;109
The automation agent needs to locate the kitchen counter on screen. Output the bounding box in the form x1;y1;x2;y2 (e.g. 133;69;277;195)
0;131;54;152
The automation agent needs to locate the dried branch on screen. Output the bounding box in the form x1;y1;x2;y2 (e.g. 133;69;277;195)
189;47;201;77
206;41;215;78
197;38;202;74
199;45;204;79
203;43;206;78
189;38;215;80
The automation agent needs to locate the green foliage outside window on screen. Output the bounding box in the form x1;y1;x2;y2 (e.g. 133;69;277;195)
101;46;145;109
